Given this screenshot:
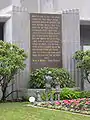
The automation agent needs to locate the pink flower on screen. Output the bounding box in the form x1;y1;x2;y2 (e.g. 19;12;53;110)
79;98;85;101
86;101;90;105
55;101;61;105
86;98;89;101
74;101;79;105
70;100;76;103
63;100;68;103
63;100;71;105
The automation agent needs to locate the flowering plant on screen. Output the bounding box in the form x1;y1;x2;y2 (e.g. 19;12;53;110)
36;98;90;115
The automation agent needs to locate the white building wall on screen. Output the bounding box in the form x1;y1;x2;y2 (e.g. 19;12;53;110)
19;0;38;13
0;0;38;13
1;0;90;20
12;0;21;6
40;0;54;12
0;0;11;10
54;0;90;19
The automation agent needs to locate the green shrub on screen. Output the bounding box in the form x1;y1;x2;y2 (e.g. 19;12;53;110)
60;89;90;100
41;88;90;101
29;67;75;89
80;91;90;98
60;88;81;100
41;88;81;101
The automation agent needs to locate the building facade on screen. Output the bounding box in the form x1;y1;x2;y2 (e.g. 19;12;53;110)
0;0;90;98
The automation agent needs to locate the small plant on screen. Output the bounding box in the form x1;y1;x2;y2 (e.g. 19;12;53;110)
60;88;81;100
41;90;56;101
41;88;82;101
80;91;90;98
29;67;75;89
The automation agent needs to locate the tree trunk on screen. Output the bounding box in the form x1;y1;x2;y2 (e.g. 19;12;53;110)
1;86;7;101
81;68;84;91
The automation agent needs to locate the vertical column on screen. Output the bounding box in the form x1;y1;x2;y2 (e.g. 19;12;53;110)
11;6;30;97
61;9;80;87
4;18;13;99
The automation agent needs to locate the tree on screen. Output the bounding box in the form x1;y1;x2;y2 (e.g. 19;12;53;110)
73;50;90;89
0;41;27;101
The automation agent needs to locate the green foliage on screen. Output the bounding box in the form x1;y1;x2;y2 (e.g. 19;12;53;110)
41;90;56;101
41;88;90;101
60;88;90;100
60;88;81;100
73;50;90;70
80;91;90;98
29;67;75;89
73;50;90;84
0;41;27;101
61;88;90;100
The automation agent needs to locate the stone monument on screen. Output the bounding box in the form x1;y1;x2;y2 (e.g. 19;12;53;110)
30;13;62;71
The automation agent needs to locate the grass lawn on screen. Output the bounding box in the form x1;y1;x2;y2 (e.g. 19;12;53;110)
0;102;90;120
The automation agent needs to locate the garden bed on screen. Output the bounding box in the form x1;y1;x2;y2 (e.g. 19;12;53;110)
35;98;90;115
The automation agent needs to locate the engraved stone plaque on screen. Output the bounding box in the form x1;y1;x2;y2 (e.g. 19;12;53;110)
30;13;62;70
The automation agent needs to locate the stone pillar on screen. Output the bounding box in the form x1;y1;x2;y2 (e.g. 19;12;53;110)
11;6;30;97
3;16;13;99
61;9;81;87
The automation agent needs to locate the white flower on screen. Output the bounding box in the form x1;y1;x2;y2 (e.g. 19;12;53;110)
29;97;35;103
48;71;52;74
